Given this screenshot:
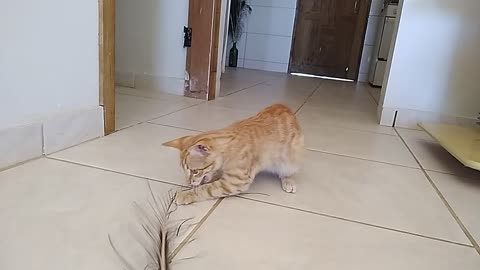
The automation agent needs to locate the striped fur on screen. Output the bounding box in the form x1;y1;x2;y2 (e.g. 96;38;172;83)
163;104;304;205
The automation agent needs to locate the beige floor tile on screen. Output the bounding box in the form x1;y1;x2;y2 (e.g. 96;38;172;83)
116;86;203;104
244;151;468;244
260;74;322;92
115;94;200;130
172;198;480;270
397;128;480;179
219;67;285;96
50;123;196;185
427;171;480;244
297;104;396;135
303;124;418;167
212;83;312;112
367;85;381;104
150;103;255;132
0;158;215;270
220;75;265;97
307;80;379;112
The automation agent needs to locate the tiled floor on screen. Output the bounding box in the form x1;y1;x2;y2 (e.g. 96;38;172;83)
1;68;480;269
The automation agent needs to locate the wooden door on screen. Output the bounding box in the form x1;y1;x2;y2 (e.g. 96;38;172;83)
185;0;222;100
289;0;370;80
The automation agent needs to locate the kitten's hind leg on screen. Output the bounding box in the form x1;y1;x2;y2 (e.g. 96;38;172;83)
277;159;299;194
280;176;297;193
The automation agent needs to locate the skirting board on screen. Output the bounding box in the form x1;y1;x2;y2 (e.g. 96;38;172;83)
379;107;477;129
0;106;104;170
115;71;185;96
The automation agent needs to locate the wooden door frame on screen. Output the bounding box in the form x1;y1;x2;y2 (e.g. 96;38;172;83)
99;0;115;135
207;0;223;101
185;0;223;101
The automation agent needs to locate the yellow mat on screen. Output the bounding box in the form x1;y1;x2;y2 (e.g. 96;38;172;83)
419;123;480;171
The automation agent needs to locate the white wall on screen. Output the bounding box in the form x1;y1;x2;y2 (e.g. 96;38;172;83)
116;0;189;95
227;0;297;72
0;0;103;169
380;0;480;127
0;0;100;128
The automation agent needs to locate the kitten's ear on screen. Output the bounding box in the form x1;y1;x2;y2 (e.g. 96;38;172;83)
189;144;210;156
162;136;192;150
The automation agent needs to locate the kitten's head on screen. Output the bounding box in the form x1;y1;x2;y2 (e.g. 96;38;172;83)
163;136;223;187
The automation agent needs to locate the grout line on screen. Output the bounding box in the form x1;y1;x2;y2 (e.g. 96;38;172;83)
394;128;480;255
168;198;223;262
424;169;480;182
145;122;203;133
305;148;420;170
0;156;44;174
115;101;206;132
221;80;267;97
46;156;186;188
115;91;191;101
45;136;105;157
238;196;474;248
303;121;399;136
294;82;322;114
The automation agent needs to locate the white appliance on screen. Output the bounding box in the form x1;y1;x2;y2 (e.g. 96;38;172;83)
368;3;398;87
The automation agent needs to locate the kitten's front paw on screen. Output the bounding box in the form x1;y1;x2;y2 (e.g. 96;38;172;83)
281;178;296;193
176;190;195;205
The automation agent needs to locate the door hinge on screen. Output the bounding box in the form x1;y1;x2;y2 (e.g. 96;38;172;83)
354;0;359;14
183;26;192;47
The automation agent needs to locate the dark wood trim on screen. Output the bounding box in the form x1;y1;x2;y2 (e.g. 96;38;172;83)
185;0;215;100
99;0;116;134
208;0;222;101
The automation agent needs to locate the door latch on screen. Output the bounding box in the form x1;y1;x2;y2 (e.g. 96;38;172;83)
183;26;192;48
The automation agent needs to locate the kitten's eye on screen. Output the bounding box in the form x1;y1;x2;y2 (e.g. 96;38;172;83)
191;169;199;175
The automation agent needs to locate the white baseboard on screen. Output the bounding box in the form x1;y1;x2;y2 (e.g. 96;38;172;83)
43;106;104;154
0;106;104;170
380;107;477;129
378;107;396;127
115;71;135;88
0;123;43;170
115;71;185;96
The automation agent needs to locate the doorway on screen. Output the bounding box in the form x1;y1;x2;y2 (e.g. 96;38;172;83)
100;0;225;133
220;0;372;98
289;0;371;80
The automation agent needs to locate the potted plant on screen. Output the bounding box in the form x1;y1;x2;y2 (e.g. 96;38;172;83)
228;0;252;67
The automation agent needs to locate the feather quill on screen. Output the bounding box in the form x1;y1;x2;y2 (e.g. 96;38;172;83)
109;183;194;270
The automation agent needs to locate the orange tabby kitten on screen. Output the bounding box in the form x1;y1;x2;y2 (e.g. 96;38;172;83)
163;104;304;205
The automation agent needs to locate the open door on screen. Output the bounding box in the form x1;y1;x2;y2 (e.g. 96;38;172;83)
185;0;222;101
289;0;370;80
